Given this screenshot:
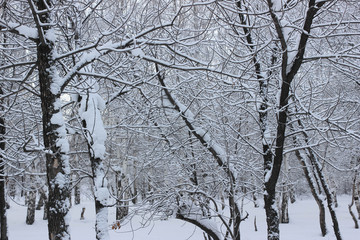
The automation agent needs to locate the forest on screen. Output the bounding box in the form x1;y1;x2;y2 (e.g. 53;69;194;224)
0;0;359;240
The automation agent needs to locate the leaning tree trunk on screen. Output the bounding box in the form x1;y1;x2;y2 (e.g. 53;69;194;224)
31;0;72;238
294;148;327;236
295;114;342;240
309;150;342;240
290;119;327;236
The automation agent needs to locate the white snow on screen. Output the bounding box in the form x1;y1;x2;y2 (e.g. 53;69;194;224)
131;48;145;58
272;0;285;11
45;28;57;42
96;208;110;240
50;112;70;153
7;22;38;39
7;195;360;240
54;172;67;189
49;66;63;95
79;87;107;159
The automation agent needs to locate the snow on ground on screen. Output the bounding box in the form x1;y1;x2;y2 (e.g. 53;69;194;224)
7;195;359;240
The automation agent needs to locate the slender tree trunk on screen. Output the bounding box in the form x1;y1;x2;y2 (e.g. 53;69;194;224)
36;187;47;210
354;164;360;219
0;86;8;240
74;183;81;205
116;173;129;221
349;172;359;228
294;149;327;236
280;156;290;224
43;200;48;220
229;190;241;240
309;151;342;240
91;159;110;240
290;122;327;236
26;187;36;225
80;90;110;240
294;114;342;240
280;186;289;224
0;1;9;235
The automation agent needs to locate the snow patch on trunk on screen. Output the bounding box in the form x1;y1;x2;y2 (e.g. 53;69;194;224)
96;208;110;240
79;87;107;159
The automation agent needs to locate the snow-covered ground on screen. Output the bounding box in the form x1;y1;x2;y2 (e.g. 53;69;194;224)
7;195;359;240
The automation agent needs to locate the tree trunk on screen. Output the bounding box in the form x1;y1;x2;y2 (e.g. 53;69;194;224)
26;188;36;225
80;90;110;240
354;173;360;219
32;0;72;238
39;40;71;240
349;172;359;228
309;151;342;240
0;85;8;239
43;200;48;220
74;183;81;205
116;173;129;221
280;187;289;224
293;146;327;236
36;187;47;210
264;188;280;240
280;156;290;224
294;115;342;240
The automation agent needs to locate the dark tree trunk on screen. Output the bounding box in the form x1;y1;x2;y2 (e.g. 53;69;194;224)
309;151;342;240
176;212;220;240
43;200;48;220
264;188;280;240
39;41;71;240
0;86;8;240
74;184;81;205
31;0;71;238
294;147;327;236
116;173;129;221
26;188;36;225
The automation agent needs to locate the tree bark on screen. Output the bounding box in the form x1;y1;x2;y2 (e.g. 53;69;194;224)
309;151;342;240
349;172;359;228
280;187;289;224
116;173;129;221
74;183;81;205
31;0;72;238
290;122;327;236
26;188;36;225
0;86;8;240
80;90;110;240
294;149;327;236
36;187;47;210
